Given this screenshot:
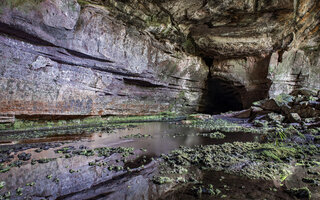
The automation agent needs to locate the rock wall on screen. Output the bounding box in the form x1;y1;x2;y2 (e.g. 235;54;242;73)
268;0;320;96
0;0;208;116
0;0;319;116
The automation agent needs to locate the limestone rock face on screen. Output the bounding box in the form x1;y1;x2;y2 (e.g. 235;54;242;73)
268;49;320;97
0;1;208;116
0;0;319;116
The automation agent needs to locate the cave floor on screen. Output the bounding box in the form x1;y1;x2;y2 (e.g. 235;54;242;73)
0;118;319;200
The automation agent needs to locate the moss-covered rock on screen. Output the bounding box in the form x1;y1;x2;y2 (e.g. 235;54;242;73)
152;176;173;184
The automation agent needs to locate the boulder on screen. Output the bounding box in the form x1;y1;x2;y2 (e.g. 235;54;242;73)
287;113;302;123
290;88;318;97
227;109;252;118
295;106;320;118
260;99;281;112
266;113;285;123
251;106;264;113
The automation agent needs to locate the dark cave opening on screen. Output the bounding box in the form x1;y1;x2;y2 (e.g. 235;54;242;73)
201;77;244;114
203;56;214;67
199;56;244;114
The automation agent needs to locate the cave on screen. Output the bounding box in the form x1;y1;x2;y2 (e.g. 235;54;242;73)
0;0;319;199
200;56;245;114
202;77;244;114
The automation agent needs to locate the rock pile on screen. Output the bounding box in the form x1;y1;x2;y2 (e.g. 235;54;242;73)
235;88;320;128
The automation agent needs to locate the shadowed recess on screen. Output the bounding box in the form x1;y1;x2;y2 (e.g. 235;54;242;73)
202;77;244;114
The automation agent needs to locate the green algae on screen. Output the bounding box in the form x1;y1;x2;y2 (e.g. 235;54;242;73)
182;37;197;54
209;131;226;139
0;113;180;132
0;166;10;173
0;113;185;141
77;0;91;7
157;141;313;181
256;144;298;162
152;176;173;184
190;184;222;197
182;118;269;134
2;191;10;199
16;187;23;196
35;158;57;164
95;147;134;157
120;133;151;139
69;169;80;173
26;182;35;187
0;182;5;190
73;149;95;157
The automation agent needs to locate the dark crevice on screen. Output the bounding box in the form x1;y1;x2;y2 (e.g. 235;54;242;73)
0;22;55;46
123;77;166;88
50;57;140;78
85;192;114;200
203;56;214;67
278;50;285;63
65;49;114;63
15;115;93;120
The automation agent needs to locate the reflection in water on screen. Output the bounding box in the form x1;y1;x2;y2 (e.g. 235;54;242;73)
0;122;260;199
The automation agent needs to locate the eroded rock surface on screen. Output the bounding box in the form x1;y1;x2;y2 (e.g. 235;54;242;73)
0;0;208;116
0;0;319;116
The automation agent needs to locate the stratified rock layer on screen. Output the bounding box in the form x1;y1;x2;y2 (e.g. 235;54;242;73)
0;0;319;116
0;0;208;116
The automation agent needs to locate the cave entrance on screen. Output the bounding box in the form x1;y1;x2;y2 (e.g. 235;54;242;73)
202;77;244;114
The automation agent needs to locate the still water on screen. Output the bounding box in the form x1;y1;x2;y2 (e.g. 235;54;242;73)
0;122;285;200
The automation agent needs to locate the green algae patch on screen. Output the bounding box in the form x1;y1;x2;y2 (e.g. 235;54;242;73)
120;133;151;139
0;113;186;141
158;142;294;180
209;132;226;139
54;146;135;159
152;176;173;184
256;144;298;162
190;184;223;197
35;158;57;164
182;118;269;134
0;116;107;131
0;113;181;132
0;181;5;190
77;0;91;7
95;146;134;157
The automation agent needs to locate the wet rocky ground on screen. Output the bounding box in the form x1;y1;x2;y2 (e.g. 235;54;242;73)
0;89;319;200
